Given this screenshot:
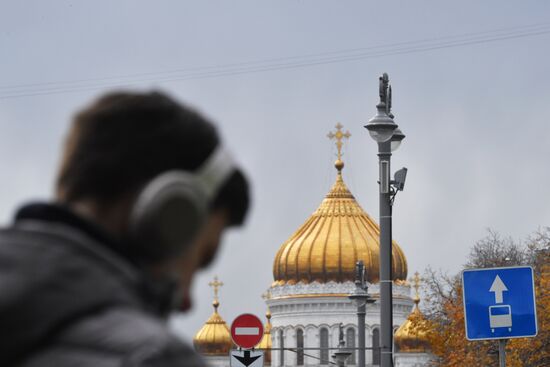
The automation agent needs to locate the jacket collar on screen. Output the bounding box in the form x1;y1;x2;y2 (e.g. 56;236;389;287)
14;202;182;317
15;202;129;259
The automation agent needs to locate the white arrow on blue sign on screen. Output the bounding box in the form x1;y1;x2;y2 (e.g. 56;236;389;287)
462;266;538;341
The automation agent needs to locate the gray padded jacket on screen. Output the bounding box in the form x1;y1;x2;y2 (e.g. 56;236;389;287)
0;206;205;367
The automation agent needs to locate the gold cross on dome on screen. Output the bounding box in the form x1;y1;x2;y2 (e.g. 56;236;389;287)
327;123;351;162
411;271;422;299
209;276;224;301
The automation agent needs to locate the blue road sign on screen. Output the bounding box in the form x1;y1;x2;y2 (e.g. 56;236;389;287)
462;266;537;341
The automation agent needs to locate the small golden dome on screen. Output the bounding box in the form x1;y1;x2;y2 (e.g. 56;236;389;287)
272;170;407;285
258;310;272;363
394;303;431;353
395;273;431;353
193;278;234;356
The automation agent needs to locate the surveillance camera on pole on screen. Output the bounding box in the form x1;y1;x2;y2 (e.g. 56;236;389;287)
392;168;408;191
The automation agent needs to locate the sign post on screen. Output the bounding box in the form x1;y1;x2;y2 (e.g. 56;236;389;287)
498;339;506;367
462;266;538;367
230;314;264;367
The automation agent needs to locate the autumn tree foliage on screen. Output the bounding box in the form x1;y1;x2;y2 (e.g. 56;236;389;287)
421;228;550;367
508;245;550;366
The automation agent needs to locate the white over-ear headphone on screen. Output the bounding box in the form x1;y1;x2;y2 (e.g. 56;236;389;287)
128;145;236;261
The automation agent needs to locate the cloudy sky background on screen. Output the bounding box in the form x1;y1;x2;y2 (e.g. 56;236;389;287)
2;1;550;341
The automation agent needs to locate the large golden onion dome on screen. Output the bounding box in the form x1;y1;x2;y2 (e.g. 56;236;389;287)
257;309;272;364
193;277;234;356
394;272;431;353
272;124;407;285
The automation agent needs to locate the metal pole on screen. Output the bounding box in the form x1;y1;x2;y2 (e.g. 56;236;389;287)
498;339;507;367
358;301;366;367
378;140;393;367
350;261;372;367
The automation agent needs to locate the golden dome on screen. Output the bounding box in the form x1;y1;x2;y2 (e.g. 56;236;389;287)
193;278;234;356
257;310;272;363
394;273;431;353
272;132;407;285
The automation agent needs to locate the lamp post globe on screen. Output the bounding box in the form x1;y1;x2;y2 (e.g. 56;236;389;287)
332;349;352;367
390;128;405;152
348;278;371;306
365;103;398;143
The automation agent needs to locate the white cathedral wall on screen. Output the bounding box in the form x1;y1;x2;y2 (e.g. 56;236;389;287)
267;281;414;367
285;325;296;366
394;352;436;367
204;355;231;367
305;325;319;365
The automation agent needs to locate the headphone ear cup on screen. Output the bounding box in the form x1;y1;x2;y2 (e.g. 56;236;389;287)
129;172;208;262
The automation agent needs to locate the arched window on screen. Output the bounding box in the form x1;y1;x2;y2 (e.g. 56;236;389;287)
372;328;380;366
279;330;285;366
346;328;356;364
296;329;304;365
320;328;329;364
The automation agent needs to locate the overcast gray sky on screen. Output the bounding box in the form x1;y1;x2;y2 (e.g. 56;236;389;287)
1;1;550;341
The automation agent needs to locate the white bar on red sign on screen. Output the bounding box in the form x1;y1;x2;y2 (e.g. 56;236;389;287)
235;327;260;335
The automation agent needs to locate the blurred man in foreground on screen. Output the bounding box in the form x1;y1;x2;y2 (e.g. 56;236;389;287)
0;91;250;366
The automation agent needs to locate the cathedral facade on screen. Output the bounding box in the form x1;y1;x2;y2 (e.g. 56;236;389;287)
267;124;412;367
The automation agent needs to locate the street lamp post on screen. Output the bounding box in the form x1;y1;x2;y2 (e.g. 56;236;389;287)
332;324;352;367
365;73;406;367
349;261;375;367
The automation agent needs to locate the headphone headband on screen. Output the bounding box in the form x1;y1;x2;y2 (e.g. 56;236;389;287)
194;145;235;200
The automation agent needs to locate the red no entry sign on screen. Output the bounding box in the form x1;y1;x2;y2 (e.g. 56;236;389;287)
231;313;264;349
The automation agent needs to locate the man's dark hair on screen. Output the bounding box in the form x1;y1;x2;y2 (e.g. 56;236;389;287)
56;90;249;226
